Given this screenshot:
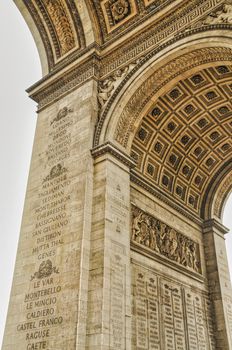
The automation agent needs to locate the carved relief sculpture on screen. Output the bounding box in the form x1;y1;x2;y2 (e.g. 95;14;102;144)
98;58;143;110
203;3;232;24
51;106;73;125
131;206;201;273
43;0;76;55
43;163;67;182
30;260;59;281
3;0;232;349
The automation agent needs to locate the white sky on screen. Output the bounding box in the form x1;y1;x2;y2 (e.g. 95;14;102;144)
0;2;231;348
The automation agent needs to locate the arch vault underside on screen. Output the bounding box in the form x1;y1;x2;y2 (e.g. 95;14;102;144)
3;0;232;349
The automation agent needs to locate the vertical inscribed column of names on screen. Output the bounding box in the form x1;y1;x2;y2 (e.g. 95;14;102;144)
161;280;186;350
135;272;148;349
110;252;125;349
15;107;79;349
204;298;216;350
185;290;208;350
132;267;160;349
147;274;160;350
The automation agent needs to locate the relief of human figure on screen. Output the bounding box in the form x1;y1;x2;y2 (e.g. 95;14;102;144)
149;218;160;253
179;237;188;266
169;228;178;260
190;243;199;272
185;241;193;268
203;4;232;25
131;209;142;242
131;207;200;273
160;223;170;256
98;79;114;108
143;216;151;247
139;214;149;245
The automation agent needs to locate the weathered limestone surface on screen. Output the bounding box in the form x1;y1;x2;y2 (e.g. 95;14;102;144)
2;81;98;349
203;220;232;350
86;150;131;350
3;0;232;349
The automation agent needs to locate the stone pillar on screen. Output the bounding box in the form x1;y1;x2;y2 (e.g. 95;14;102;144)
2;80;98;350
86;143;134;350
203;219;232;350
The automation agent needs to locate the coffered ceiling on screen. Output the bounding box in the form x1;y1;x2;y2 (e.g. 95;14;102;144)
131;65;232;217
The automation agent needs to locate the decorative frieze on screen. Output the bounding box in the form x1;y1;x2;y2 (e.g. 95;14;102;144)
27;0;230;111
131;206;201;274
99;0;223;77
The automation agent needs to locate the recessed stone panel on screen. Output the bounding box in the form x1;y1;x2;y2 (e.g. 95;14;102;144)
131;263;216;350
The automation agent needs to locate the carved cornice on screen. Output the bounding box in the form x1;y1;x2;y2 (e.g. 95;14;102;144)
202;218;229;235
131;243;205;282
91;141;137;168
28;44;100;91
28;53;100;110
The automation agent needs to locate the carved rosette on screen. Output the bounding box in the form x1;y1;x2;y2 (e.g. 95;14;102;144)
111;0;130;21
101;0;137;32
131;206;201;273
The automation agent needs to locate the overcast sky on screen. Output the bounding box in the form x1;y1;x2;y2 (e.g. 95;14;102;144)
0;2;231;348
0;2;41;347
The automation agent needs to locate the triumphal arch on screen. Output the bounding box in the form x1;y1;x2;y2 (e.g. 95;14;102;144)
3;0;232;349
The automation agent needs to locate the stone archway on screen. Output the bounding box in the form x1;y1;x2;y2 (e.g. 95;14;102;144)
3;1;232;349
124;58;232;349
91;35;232;348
